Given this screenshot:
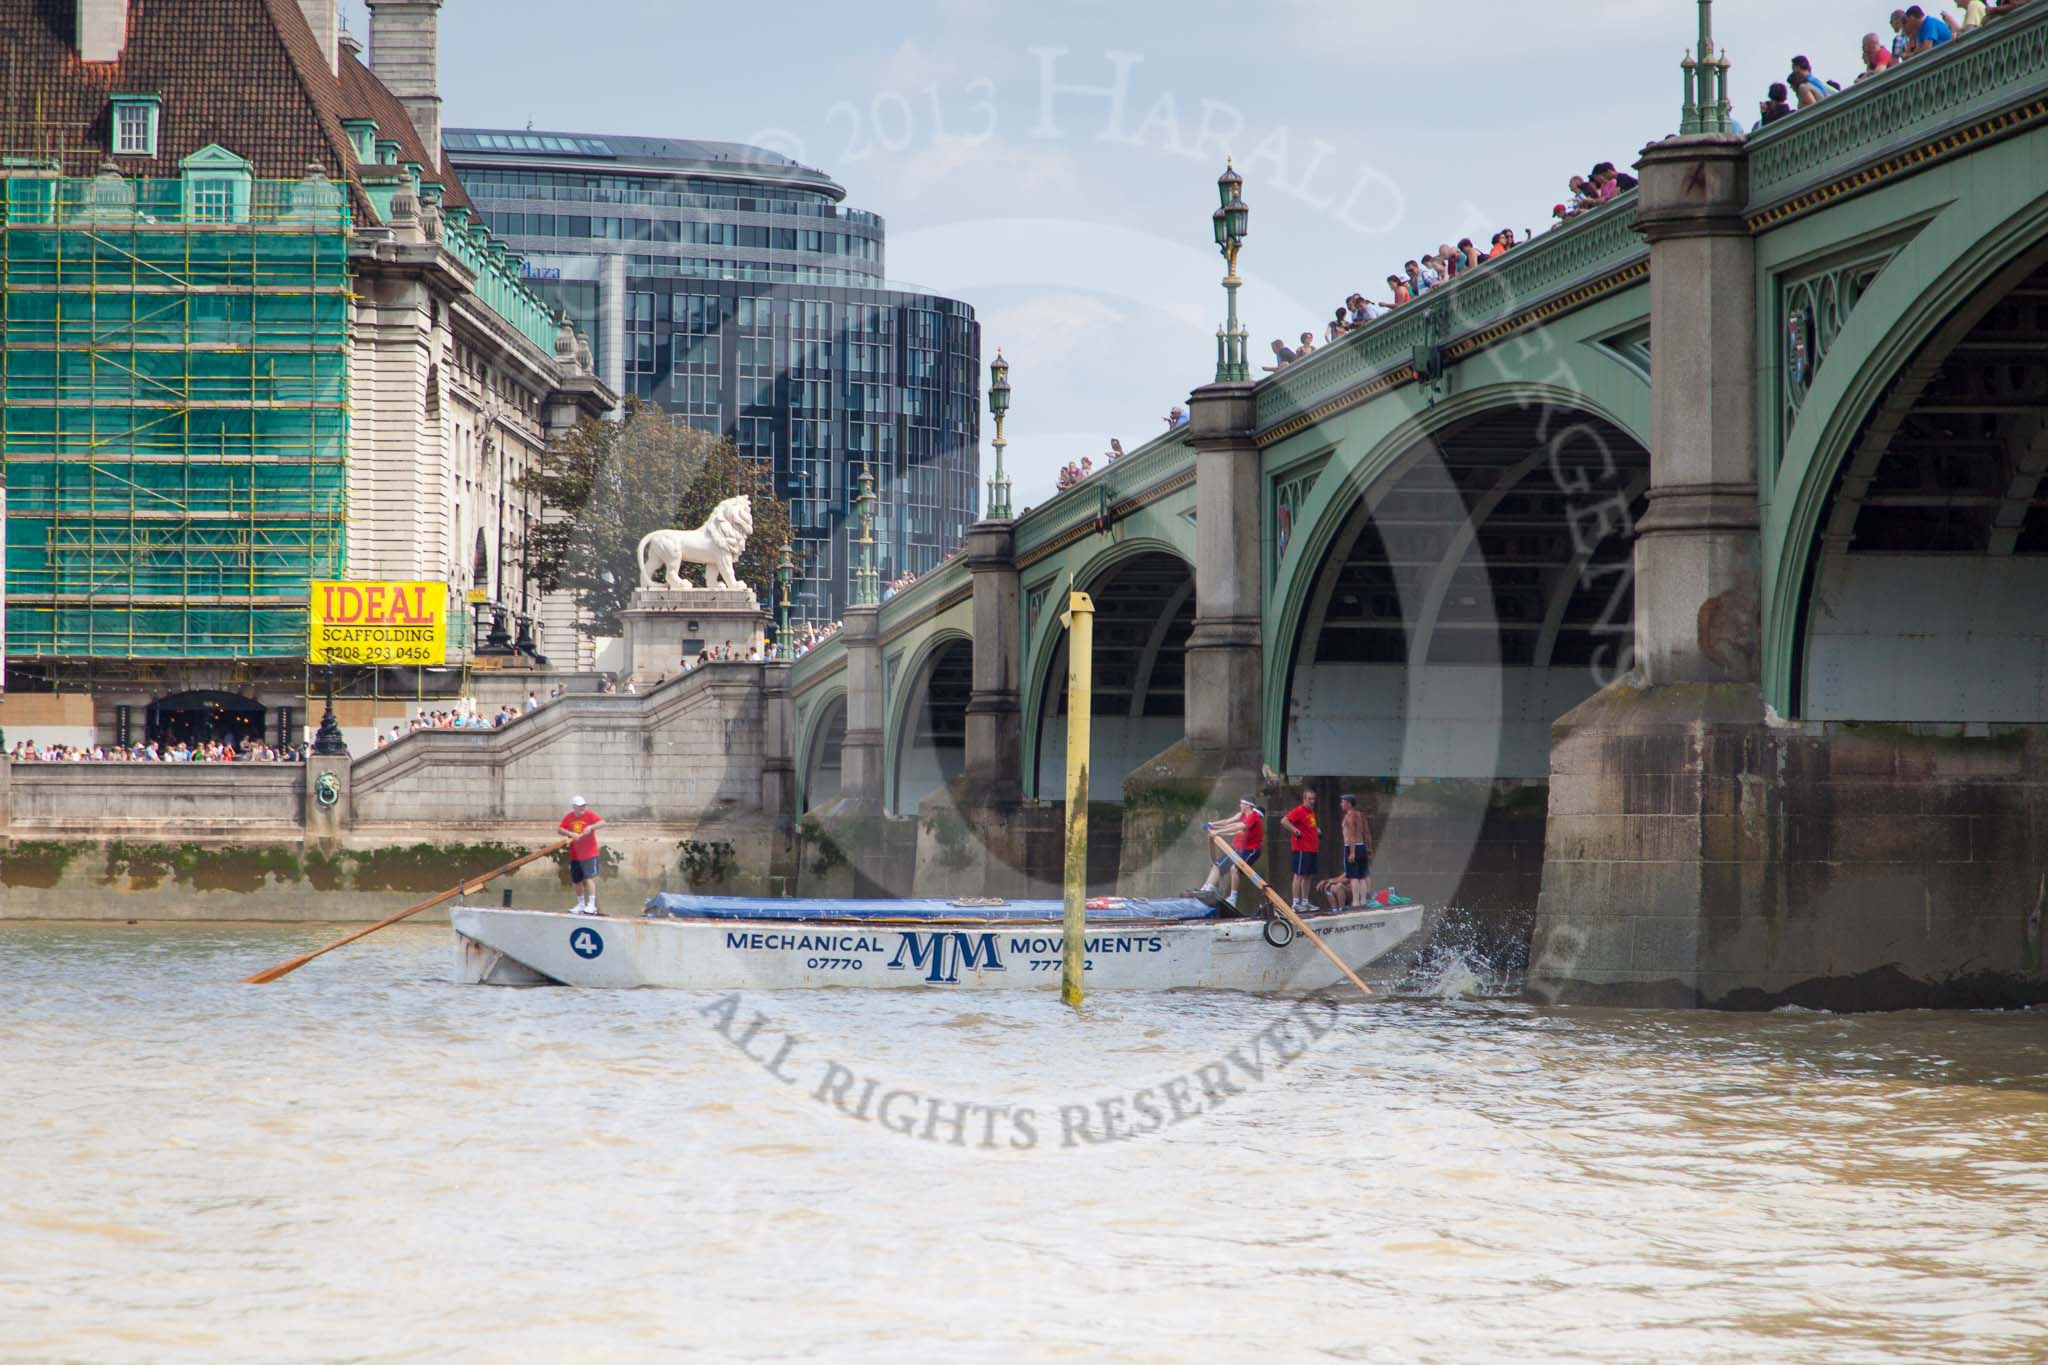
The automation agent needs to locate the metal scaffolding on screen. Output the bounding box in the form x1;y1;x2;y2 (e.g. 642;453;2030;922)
1;170;351;659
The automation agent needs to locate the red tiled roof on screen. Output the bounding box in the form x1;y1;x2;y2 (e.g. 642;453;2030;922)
337;44;472;213
0;0;471;222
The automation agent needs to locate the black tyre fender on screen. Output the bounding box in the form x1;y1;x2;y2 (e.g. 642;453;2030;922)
1263;916;1297;948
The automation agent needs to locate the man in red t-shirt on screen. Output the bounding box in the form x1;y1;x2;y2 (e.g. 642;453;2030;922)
1280;787;1319;911
1192;797;1264;911
559;796;605;915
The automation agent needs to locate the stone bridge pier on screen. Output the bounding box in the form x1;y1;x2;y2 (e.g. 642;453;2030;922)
1527;133;1774;1006
1527;128;2048;1010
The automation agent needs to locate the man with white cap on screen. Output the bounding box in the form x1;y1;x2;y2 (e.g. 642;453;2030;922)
559;796;605;915
1189;797;1264;912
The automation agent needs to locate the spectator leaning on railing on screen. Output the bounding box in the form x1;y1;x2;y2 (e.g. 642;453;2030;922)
1788;55;1838;105
1759;82;1796;125
1901;4;1954;54
1858;31;1896;78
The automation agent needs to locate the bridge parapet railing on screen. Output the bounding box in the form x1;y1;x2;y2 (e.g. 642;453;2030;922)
1012;424;1196;560
878;550;972;627
1746;4;2048;214
1252;191;1647;432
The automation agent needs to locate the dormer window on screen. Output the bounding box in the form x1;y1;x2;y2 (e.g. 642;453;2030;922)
179;144;253;224
342;119;377;164
111;94;160;157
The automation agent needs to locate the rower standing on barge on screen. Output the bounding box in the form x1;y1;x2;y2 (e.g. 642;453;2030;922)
560;797;605;915
1191;797;1263;911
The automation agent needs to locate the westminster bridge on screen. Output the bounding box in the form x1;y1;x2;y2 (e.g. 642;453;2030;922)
783;8;2048;1009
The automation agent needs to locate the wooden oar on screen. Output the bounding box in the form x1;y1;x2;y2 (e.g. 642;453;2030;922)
244;837;573;984
1208;832;1374;997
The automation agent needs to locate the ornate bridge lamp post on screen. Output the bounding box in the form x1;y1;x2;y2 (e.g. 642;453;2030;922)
1211;160;1250;383
851;459;881;608
775;539;795;660
986;349;1014;520
1679;0;1734;134
310;663;349;756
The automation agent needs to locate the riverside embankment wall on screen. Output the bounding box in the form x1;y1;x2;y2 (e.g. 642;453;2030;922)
0;662;796;920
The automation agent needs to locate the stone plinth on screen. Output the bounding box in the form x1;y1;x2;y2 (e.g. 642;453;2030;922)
617;589;765;685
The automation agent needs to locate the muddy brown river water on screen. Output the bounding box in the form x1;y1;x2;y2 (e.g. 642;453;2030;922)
2;921;2045;1363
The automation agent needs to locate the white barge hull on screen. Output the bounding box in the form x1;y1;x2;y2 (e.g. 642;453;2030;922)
451;904;1425;992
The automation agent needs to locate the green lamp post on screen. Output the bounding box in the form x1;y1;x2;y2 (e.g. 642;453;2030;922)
1679;0;1734;135
1211;159;1250;383
986;348;1014;520
775;539;795;659
851;459;880;607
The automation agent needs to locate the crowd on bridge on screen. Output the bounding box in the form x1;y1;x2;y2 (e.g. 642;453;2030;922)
879;550;957;601
1256;0;2038;377
1757;1;2030;125
7;738;306;763
1056;440;1128;492
789;621;840;657
1260;214;1602;376
1262;222;1562;374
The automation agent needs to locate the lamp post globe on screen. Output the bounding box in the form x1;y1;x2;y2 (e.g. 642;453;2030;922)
988;351;1010;418
1216;159;1242;209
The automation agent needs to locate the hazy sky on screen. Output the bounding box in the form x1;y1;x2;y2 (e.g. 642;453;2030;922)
403;0;1884;506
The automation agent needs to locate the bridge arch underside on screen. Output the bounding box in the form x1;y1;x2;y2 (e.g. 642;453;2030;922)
1796;258;2048;720
1033;551;1195;802
891;637;972;815
1283;408;1648;780
798;692;846;815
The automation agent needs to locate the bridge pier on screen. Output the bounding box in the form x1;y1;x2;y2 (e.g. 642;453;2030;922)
837;604;885;810
1530;134;1773;1007
962;521;1023;805
1116;381;1264;897
1183;381;1265;775
1529;135;2047;1008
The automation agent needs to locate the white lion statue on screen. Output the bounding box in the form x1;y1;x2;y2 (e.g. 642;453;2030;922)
636;495;754;592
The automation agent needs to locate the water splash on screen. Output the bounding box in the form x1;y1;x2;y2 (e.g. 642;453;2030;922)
1390;906;1529;999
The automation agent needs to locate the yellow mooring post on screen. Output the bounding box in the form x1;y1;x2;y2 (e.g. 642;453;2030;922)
1060;590;1095;1008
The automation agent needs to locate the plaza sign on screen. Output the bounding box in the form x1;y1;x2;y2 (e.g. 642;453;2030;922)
308;580;448;665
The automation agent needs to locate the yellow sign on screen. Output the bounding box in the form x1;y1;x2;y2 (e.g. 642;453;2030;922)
466;587;488;604
308;580;448;665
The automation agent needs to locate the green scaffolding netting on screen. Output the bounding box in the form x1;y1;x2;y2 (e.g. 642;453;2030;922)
2;177;351;659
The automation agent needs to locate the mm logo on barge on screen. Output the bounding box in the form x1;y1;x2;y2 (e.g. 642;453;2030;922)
888;932;1004;983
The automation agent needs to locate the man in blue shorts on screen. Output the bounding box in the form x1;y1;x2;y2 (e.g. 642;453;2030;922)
1280;787;1320;911
559;796;605;915
1339;794;1375;906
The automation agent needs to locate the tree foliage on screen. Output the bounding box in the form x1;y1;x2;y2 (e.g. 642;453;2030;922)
518;399;793;637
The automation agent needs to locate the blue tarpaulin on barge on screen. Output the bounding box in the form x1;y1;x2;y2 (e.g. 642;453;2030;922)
643;894;1221;922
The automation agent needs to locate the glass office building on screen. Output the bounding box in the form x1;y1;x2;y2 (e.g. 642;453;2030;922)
443;129;980;620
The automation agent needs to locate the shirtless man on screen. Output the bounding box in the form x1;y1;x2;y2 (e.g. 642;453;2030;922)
1339;794;1375;905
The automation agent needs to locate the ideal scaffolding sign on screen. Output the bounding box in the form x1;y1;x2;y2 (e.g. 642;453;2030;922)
308;580;448;664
